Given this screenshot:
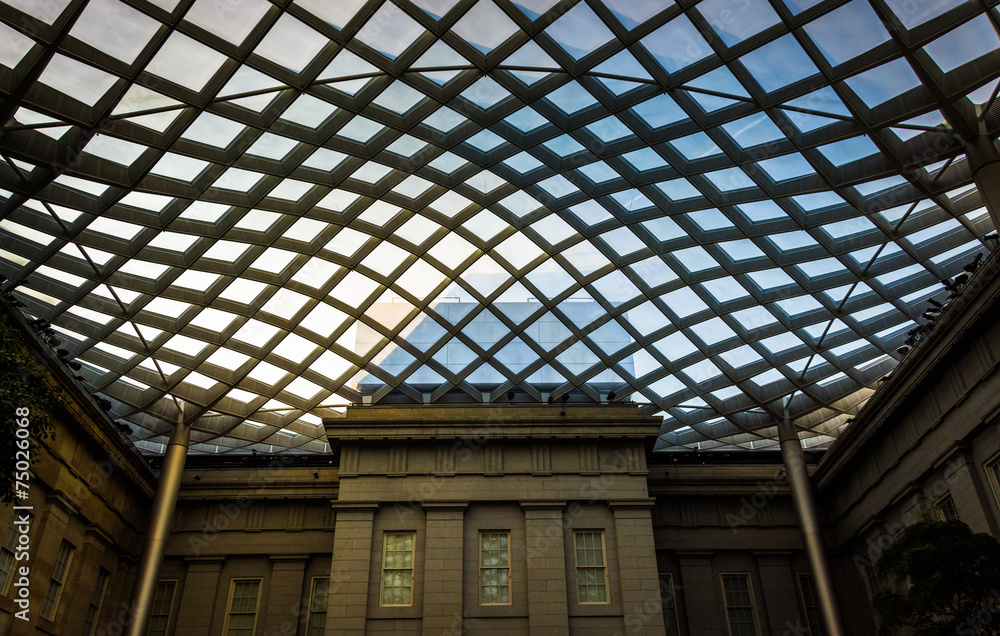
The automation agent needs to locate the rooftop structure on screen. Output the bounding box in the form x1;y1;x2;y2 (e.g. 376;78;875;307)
0;0;998;456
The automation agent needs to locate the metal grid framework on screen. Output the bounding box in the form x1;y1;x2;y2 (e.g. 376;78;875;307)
0;0;998;455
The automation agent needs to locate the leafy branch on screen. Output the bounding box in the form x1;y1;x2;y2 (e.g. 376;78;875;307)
874;519;1000;635
0;299;62;504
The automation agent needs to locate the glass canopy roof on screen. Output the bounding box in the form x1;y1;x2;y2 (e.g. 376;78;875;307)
1;0;998;455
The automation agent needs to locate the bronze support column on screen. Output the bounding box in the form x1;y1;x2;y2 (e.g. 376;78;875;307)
777;411;846;636
125;415;191;636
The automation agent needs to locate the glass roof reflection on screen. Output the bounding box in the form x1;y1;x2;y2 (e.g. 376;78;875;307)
0;0;997;455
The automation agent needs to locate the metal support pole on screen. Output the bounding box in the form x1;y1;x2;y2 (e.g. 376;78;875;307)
777;410;847;636
966;136;1000;232
125;413;191;636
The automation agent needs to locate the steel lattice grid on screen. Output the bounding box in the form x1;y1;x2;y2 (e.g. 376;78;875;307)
0;0;998;454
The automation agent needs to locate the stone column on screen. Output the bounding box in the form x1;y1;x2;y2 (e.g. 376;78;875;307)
937;444;1000;535
422;503;467;635
174;556;225;635
11;492;74;636
522;502;569;636
611;500;665;635
755;552;798;635
263;555;307;635
99;554;137;636
678;552;723;635
61;530;108;629
327;503;378;636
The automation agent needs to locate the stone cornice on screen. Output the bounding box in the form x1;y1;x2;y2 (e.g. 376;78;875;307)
325;404;661;452
815;248;1000;490
2;299;155;497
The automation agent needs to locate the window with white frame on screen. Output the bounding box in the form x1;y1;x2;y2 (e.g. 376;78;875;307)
721;573;759;636
934;494;959;521
659;572;680;636
480;531;510;605
146;581;176;636
797;574;824;636
574;531;609;604
224;579;262;636
380;532;414;606
40;540;74;620
307;577;329;636
988;458;1000;507
83;569;111;636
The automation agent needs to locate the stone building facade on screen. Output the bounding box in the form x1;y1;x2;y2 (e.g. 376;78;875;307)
2;254;1000;635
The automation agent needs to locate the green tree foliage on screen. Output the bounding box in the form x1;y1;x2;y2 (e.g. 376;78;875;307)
1;301;60;504
874;519;1000;635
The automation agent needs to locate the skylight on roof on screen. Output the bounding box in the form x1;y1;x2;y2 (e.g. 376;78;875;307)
739;35;819;92
803;0;891;67
697;0;780;46
356;2;426;60
0;0;991;455
453;0;521;54
642;15;713;74
545;2;616;60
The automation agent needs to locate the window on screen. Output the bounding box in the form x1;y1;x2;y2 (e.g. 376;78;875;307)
659;573;679;636
860;561;880;601
41;540;74;619
224;579;261;636
934;494;959;521
146;581;176;636
987;459;1000;508
721;573;759;636
574;531;609;604
0;523;20;594
480;532;510;605
797;574;823;636
380;532;414;606
307;577;329;636
83;569;111;636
